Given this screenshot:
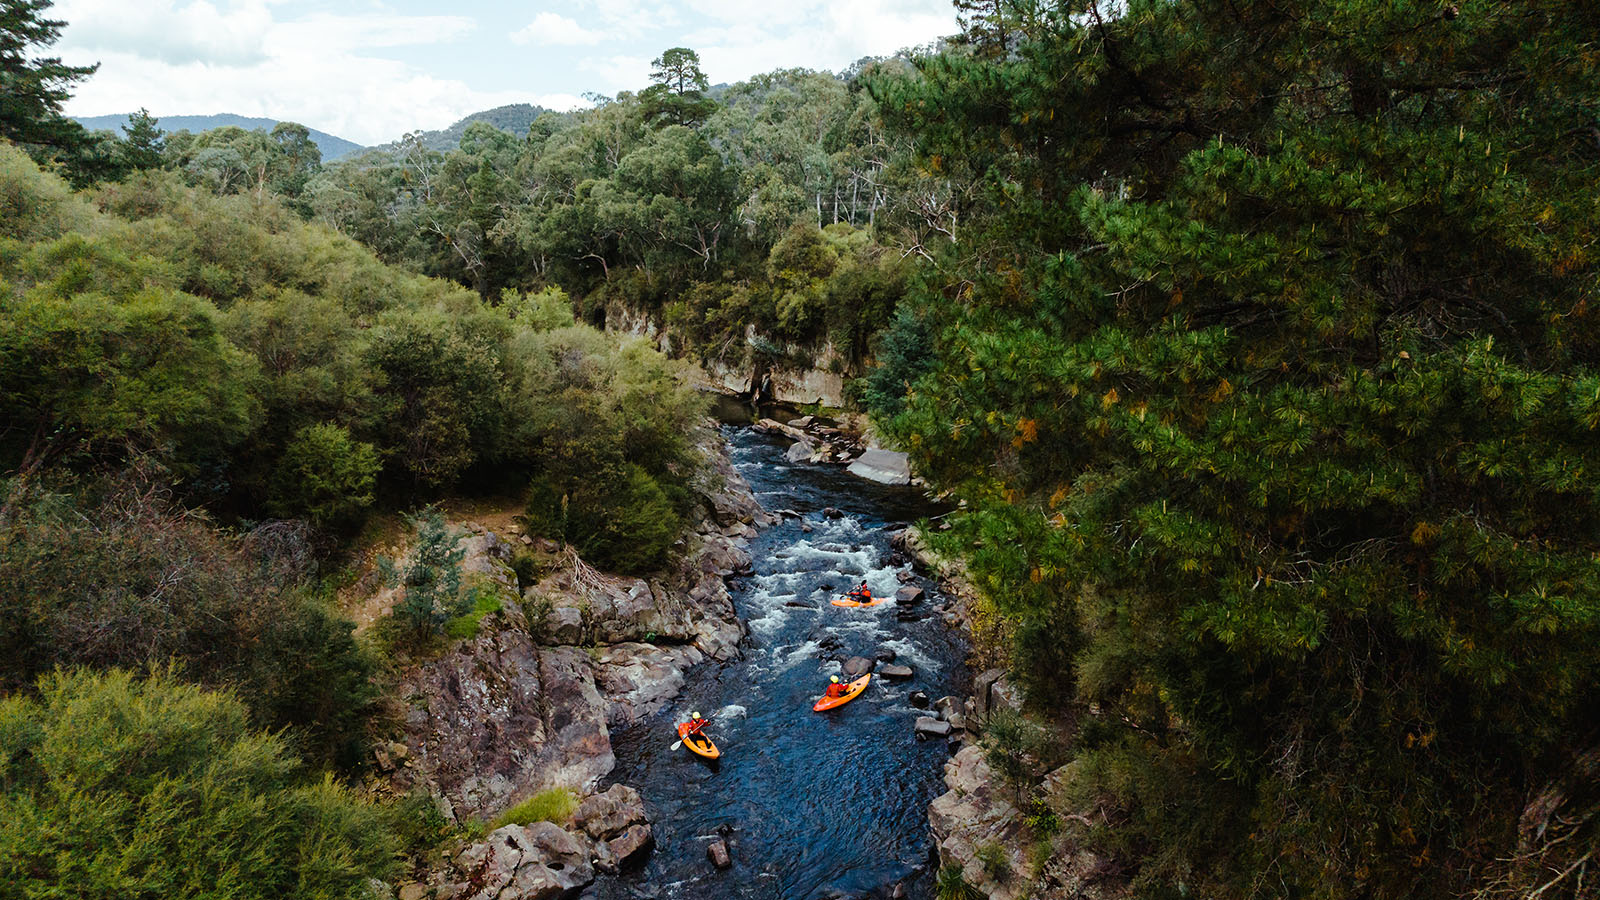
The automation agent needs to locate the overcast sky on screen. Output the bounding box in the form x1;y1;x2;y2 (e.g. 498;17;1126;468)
55;0;958;145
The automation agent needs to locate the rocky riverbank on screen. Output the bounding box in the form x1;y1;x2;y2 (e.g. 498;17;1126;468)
755;414;914;487
895;526;1129;900
367;427;777;900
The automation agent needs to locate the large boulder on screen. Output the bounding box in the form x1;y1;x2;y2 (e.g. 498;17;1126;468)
571;784;653;872
786;439;816;464
572;784;648;839
594;643;703;726
846;448;912;486
841;656;875;678
460;530;518;593
451;822;594;900
602;824;654;872
540;604;584;645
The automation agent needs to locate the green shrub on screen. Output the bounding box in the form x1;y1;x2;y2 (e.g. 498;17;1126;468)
0;474;377;769
268;422;380;529
935;863;982;900
488;787;579;831
383;510;468;639
509;550;542;590
975;842;1011;882
0;668;395;899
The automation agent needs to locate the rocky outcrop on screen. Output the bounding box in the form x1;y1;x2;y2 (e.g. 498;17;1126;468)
592;642;703;726
452;822;593;900
929;745;1031;900
422;784;655;899
572;784;654;872
391;620;614;821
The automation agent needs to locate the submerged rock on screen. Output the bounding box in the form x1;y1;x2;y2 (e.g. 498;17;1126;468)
707;839;732;869
880;664;914;680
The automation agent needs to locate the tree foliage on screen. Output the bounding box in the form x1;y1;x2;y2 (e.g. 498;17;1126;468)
0;667;394;899
0;0;101;181
868;1;1600;897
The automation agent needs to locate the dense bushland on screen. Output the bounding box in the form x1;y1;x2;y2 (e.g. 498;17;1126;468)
0;144;707;548
867;1;1600;897
0;668;395;899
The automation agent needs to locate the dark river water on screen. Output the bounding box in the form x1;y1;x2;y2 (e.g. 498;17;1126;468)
595;425;968;900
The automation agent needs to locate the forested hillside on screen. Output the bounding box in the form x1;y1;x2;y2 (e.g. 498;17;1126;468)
74;112;364;160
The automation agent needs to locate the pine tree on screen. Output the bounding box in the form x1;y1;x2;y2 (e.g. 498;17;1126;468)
118;107;163;170
0;0;99;173
868;1;1600;896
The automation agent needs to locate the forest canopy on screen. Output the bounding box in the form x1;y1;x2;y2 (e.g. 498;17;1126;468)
865;1;1600;898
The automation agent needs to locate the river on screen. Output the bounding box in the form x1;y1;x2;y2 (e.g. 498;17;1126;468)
595;424;969;900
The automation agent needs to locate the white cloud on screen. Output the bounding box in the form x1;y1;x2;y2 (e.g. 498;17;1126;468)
579;54;655;94
512;12;606;46
54;0;273;65
55;1;536;145
53;0;957;145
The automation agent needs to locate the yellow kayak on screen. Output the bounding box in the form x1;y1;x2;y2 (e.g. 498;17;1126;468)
677;722;721;759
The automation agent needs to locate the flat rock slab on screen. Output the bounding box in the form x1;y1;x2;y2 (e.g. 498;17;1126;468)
881;664;914;680
847;448;912;486
916;716;954;738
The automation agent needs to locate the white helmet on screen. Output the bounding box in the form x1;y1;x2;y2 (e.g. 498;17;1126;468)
691;711;701;719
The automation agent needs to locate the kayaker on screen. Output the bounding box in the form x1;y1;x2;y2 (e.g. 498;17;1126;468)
682;711;709;735
823;676;848;699
847;581;871;601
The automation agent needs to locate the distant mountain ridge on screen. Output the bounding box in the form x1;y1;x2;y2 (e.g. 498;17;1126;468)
376;103;555;153
71;113;364;161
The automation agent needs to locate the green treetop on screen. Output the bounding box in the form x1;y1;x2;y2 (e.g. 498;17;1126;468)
641;47;718;127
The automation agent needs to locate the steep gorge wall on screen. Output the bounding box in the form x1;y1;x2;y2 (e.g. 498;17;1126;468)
603;302;851;408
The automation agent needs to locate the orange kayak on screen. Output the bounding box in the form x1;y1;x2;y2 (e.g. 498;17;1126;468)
677;722;721;759
812;674;871;712
831;595;886;608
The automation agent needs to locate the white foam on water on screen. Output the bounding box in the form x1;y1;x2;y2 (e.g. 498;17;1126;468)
715;703;748;719
876;637;941;675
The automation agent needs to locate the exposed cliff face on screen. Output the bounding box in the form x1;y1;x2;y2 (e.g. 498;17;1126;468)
605;302;851;407
370;427;776;900
392;613;614;821
896;527;1130;900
